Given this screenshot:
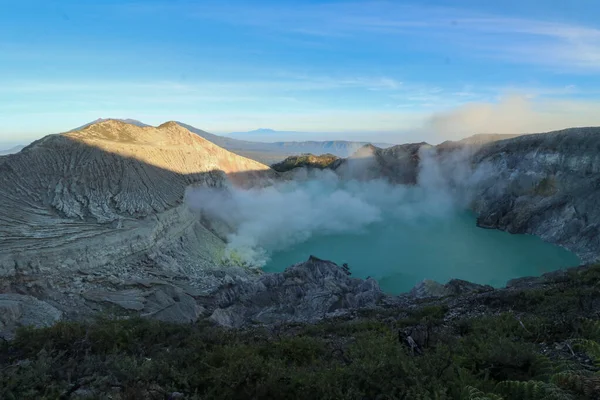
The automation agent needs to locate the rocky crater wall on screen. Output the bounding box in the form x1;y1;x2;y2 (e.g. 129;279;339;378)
1;122;599;339
471;127;600;262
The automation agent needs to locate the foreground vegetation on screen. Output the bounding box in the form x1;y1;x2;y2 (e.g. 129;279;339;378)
2;266;600;399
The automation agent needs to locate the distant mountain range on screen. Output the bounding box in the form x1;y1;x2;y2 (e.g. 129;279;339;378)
0;145;25;156
226;128;394;146
66;120;391;165
173;122;394;165
64;119;522;165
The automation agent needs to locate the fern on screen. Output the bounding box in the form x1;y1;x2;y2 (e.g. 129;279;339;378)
572;338;600;367
552;372;600;398
461;386;504;400
427;388;450;400
403;387;449;400
530;355;555;382
495;380;574;400
580;319;600;342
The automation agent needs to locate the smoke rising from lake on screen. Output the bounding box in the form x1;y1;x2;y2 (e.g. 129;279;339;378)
185;149;488;267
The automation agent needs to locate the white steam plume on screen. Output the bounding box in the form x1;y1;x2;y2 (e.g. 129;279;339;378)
185;151;483;267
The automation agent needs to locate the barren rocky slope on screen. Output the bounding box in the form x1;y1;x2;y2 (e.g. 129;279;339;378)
0;120;277;336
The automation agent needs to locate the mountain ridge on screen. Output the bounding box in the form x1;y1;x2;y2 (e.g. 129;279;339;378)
175;121;394;164
70;118;151;131
0;120;276;336
0;144;25;156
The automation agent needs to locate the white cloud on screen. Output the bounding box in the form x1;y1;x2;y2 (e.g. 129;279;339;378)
422;95;600;142
177;2;600;72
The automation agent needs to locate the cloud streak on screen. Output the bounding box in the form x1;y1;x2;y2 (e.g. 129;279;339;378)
1;75;402;94
180;2;600;72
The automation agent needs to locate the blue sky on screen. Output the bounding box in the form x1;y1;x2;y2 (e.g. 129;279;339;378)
2;0;600;145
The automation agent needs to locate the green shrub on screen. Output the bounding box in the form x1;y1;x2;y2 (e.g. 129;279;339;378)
2;312;599;399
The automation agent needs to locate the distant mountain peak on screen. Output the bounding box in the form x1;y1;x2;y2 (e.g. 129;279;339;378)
70;118;151;132
67;119;203;146
0;144;25;156
249;128;276;133
85;119;131;128
157;121;180;129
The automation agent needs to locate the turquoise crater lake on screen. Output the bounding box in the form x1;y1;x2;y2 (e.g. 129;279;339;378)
263;211;581;294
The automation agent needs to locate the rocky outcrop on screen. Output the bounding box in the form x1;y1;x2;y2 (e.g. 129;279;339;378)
271;153;342;172
409;279;493;299
335;142;429;184
15;255;497;333
207;256;385;327
0;294;63;340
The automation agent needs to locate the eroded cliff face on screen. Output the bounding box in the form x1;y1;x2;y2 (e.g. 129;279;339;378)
0;120;276;336
0;120;277;274
471;127;600;263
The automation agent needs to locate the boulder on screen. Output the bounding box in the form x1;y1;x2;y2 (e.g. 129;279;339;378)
410;279;492;299
143;286;206;323
0;294;63;339
83;289;146;311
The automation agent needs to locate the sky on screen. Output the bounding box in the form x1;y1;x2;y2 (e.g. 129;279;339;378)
2;0;600;145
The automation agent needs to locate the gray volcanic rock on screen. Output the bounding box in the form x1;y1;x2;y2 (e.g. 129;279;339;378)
207;256;386;327
82;289;146;311
471;127;600;262
0;120;275;277
39;256;388;330
142;285;206;323
271;153;342;172
410;279;493;299
0;294;63;340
